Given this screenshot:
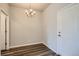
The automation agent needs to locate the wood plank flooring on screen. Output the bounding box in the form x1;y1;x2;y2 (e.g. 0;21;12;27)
1;43;60;56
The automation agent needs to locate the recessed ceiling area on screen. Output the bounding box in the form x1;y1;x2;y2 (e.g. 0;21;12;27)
9;3;50;11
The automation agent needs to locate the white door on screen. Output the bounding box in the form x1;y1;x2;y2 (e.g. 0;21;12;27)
1;10;9;50
1;11;6;50
57;4;79;56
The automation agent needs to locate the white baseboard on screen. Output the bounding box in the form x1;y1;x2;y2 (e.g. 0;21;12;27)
43;42;57;53
10;42;43;49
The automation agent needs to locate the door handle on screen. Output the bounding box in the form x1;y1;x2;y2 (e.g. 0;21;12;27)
58;34;61;37
58;32;61;37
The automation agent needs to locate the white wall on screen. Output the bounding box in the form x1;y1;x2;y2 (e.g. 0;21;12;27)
10;6;43;48
43;4;57;52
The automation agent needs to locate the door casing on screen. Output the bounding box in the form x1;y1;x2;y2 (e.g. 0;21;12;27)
0;9;9;50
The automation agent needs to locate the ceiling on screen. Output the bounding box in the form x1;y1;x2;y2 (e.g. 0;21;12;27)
10;3;50;11
9;3;70;12
50;3;70;11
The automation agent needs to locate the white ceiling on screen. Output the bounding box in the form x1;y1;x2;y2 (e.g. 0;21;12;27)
9;3;70;11
50;3;71;11
10;3;50;11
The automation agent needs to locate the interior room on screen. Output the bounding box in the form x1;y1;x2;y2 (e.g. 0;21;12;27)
0;3;79;56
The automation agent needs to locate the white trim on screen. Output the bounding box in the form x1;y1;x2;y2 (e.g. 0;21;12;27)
0;8;8;16
0;9;9;50
43;42;57;54
10;42;43;49
6;16;9;50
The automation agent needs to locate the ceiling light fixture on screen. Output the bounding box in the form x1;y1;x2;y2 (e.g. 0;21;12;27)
25;4;36;16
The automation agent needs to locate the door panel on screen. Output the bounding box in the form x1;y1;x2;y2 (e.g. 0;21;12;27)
57;4;79;56
1;11;6;50
62;9;75;55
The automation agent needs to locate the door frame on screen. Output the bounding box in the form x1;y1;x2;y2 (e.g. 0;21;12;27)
0;9;9;50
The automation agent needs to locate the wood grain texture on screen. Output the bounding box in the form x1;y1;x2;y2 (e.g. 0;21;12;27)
1;43;60;56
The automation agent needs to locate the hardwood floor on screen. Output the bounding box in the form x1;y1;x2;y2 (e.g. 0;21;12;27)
1;43;60;56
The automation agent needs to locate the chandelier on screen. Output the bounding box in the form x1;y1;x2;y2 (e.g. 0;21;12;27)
25;4;36;16
25;9;36;16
